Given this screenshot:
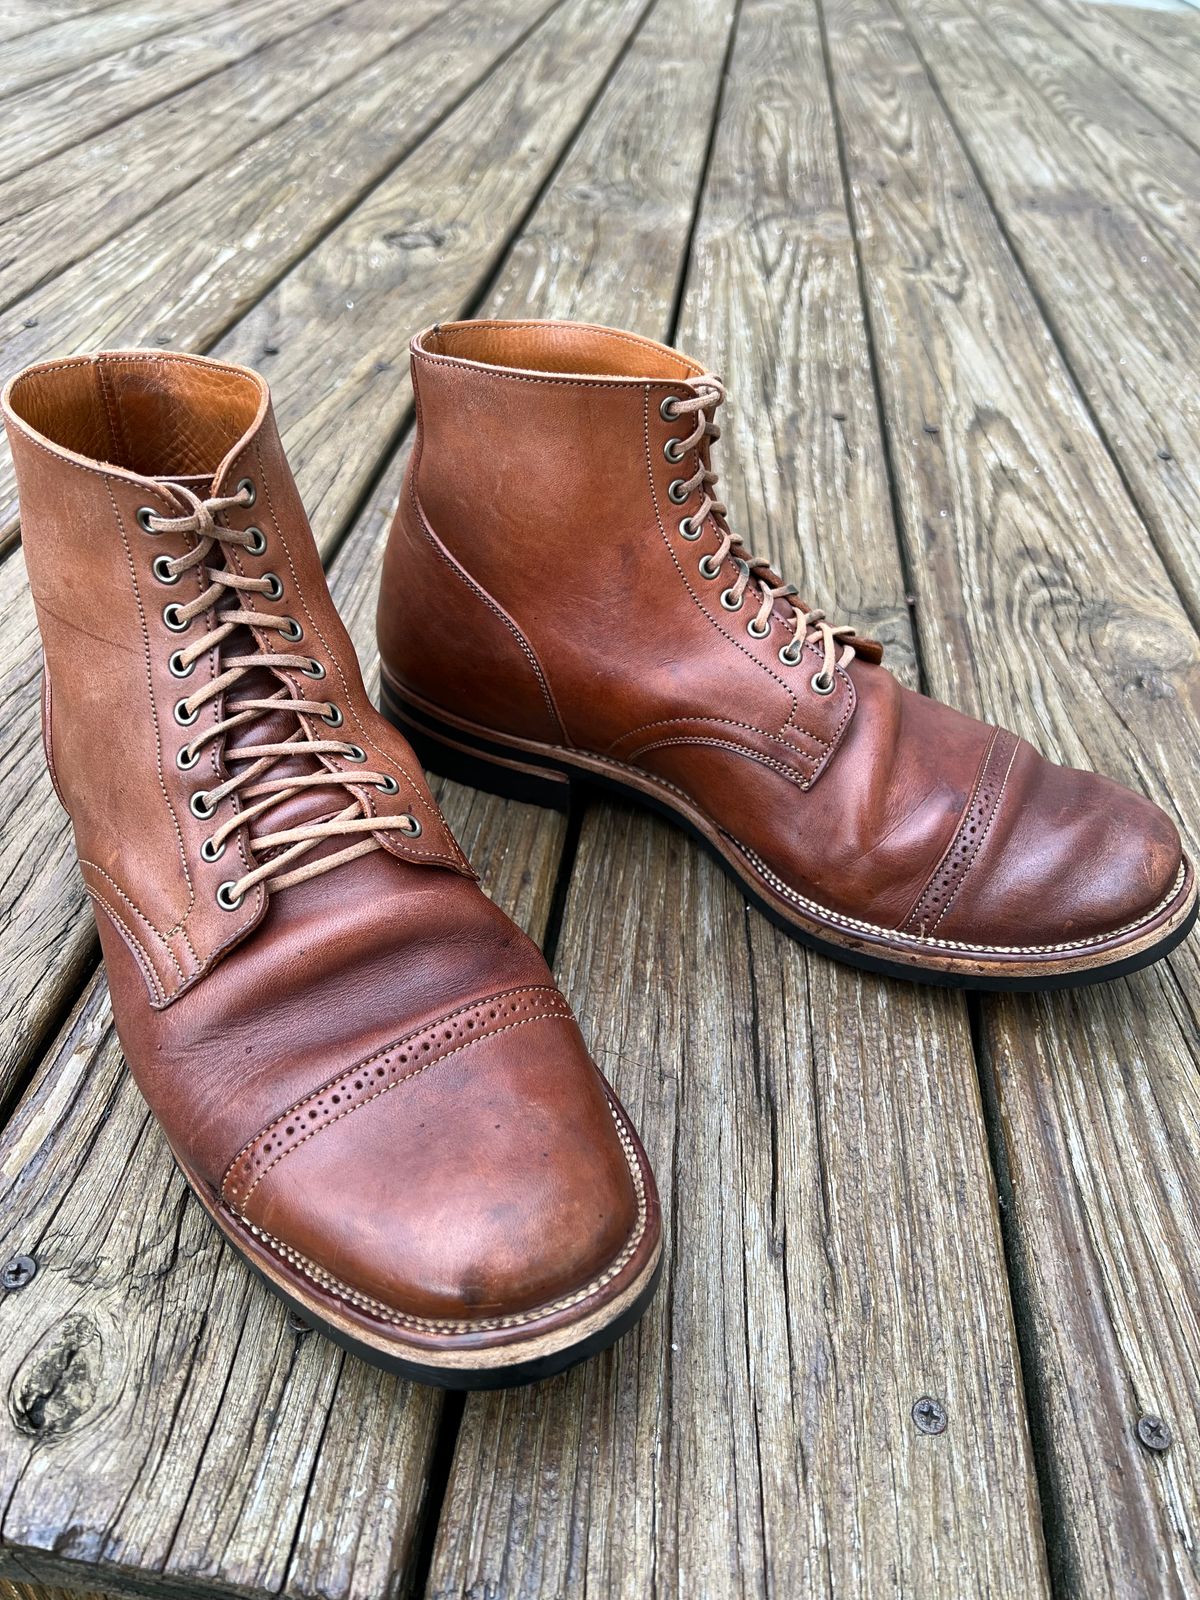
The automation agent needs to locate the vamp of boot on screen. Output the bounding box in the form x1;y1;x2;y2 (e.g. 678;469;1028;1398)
377;319;1195;990
4;350;661;1387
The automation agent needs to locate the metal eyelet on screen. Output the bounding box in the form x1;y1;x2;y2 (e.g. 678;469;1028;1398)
163;602;189;632
747;618;770;639
698;553;721;579
169;650;194;678
660;396;680;422
152;554;179;584
664;438;687;463
173;698;199;726
322;703;343;727
398;813;422;836
811;670;836;696
301;658;325;679
261;572;283;601
137;506;160;534
376;775;399;795
237;477;256;507
779;642;804;667
679;516;701;540
344;744;366;762
176;744;200;770
719;588;743;612
280;617;303;642
216;881;245;910
667;479;690;505
200;837;225;863
244;526;267;555
190;790;217;819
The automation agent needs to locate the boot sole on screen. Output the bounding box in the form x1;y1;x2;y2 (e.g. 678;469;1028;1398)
175;1147;662;1390
380;680;1198;992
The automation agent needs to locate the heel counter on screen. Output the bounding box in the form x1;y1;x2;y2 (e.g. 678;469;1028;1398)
378;459;566;745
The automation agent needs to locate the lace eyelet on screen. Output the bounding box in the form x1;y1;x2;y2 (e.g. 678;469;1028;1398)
679;516;701;541
244;526;267;556
667;479;690;505
163;602;189;632
719;588;743;612
173;698;199;726
811;670;836;696
280;616;303;642
376;775;399;795
176;744;200;770
200;837;225;863
152;554;179;585
301;658;325;679
398;813;422;836
779;642;803;667
747;618;770;639
237;478;256;507
322;703;343;728
660;396;680;422
190;790;217;820
216;881;245;910
169;650;194;678
698;553;721;579
137;506;160;534
664;438;687;464
344;744;366;762
261;572;283;601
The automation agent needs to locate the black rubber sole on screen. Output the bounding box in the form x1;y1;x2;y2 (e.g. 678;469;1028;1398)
381;685;1198;993
245;1248;663;1390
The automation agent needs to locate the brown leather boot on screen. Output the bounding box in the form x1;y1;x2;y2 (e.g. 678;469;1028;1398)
378;320;1195;989
4;349;661;1387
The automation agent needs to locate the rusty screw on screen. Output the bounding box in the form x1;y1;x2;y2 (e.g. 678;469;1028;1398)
912;1395;948;1435
1;1254;37;1290
1136;1415;1171;1454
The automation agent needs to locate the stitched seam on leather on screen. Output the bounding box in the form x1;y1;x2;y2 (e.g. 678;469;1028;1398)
928;737;1020;935
80;862;187;984
431;322;704;372
243;438;460;867
94;361;128;465
223;986;568;1204
629;736;813;790
899;729;1009;934
612;712;829;759
87;887;166;1003
640;389;837;766
408;380;567;741
740;847;1188;953
229;1093;649;1335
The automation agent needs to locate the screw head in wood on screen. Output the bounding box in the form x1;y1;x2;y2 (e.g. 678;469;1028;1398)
1;1254;37;1290
1136;1415;1171;1454
912;1395;948;1435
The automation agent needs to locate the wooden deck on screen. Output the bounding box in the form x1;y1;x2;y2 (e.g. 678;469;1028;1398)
0;0;1198;1595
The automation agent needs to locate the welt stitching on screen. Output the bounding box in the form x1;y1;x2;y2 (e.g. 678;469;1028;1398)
222;984;560;1190
235;1005;573;1206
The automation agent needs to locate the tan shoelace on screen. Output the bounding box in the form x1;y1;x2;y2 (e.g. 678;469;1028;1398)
149;484;418;907
666;376;857;692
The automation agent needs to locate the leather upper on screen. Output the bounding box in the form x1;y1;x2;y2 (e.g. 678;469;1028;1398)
379;320;1184;953
5;349;659;1338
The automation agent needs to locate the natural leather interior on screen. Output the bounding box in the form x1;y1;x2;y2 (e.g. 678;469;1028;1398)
421;319;704;380
6;353;263;477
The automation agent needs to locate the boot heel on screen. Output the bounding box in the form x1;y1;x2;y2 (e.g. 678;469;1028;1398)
379;683;572;811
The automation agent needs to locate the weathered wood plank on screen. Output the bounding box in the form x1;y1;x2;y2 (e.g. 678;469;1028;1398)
0;0;359;179
0;0;451;312
0;1;133;47
893;0;1200;627
0;0;248;98
0;1581;108;1600
0;0;552;1100
427;0;1048;1594
821;0;1200;1592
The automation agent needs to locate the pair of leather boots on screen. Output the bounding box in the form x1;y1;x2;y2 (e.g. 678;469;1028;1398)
5;323;1194;1388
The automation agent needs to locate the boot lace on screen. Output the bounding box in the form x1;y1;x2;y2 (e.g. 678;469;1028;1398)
146;483;418;908
664;376;857;693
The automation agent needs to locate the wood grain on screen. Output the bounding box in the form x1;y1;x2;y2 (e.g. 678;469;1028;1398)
428;0;1047;1594
822;0;1200;1592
